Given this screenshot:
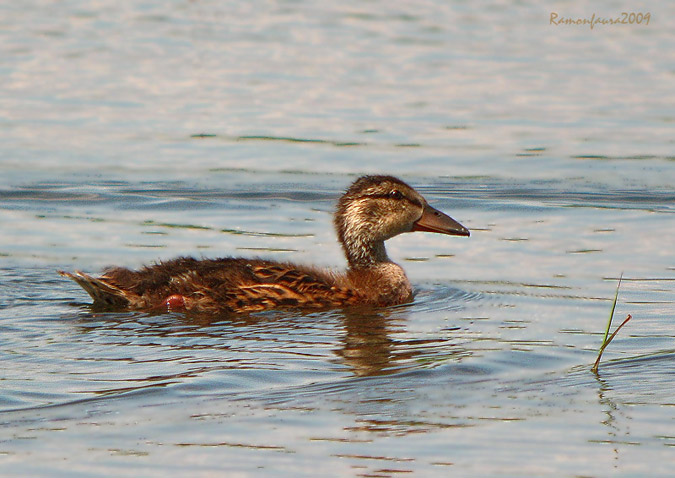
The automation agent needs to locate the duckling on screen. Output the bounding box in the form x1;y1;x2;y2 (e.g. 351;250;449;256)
60;175;469;314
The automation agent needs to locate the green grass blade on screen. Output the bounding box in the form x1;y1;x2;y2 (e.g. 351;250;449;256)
591;272;626;374
601;272;623;345
592;314;632;374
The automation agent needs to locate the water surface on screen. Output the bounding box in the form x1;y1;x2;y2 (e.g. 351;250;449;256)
1;1;674;476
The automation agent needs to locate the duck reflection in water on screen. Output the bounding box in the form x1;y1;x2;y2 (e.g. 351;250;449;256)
73;305;468;378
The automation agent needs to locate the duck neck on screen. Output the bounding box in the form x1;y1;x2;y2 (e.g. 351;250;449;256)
344;243;413;305
339;230;412;305
343;237;390;270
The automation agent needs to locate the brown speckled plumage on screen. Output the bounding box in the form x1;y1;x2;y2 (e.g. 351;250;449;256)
60;175;469;315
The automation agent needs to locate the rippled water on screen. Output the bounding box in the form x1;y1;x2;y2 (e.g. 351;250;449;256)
1;0;674;476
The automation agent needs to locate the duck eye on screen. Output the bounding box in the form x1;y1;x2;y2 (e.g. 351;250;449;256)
389;190;404;200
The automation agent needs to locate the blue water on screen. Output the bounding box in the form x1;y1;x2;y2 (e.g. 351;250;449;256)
1;1;674;476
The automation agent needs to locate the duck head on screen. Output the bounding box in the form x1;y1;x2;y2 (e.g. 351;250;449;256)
334;175;469;268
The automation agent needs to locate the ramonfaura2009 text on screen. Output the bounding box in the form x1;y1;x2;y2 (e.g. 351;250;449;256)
550;12;651;30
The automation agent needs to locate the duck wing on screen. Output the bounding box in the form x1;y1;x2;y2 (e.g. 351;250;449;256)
62;257;359;314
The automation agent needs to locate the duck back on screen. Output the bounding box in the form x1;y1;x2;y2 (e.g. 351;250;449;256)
70;257;359;314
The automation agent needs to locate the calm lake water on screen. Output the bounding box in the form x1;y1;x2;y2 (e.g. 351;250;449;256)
1;1;674;476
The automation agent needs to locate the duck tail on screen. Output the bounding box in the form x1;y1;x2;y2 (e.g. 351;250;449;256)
59;270;130;308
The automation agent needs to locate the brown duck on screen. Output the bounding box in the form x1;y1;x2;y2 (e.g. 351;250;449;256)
60;175;469;314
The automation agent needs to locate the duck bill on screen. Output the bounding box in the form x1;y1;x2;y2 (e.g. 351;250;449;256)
412;204;470;237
